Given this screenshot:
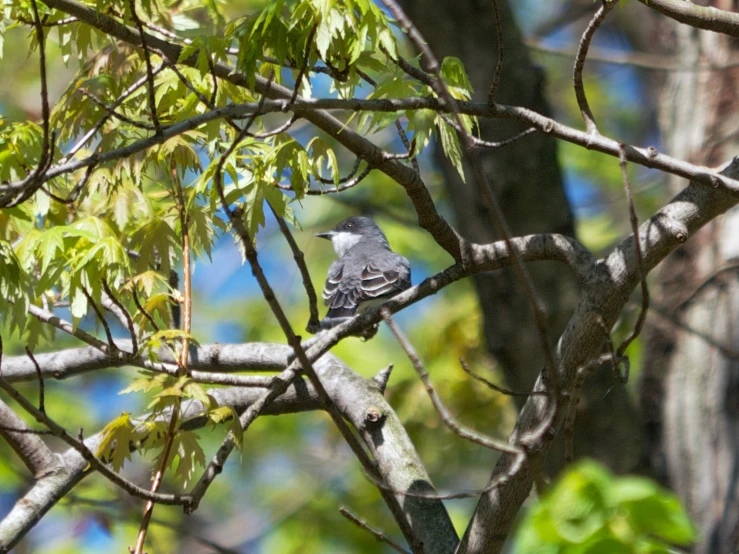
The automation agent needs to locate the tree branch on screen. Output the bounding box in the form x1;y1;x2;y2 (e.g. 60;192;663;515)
339;506;411;554
458;157;739;553
637;0;739;38
0;398;59;478
0;377;321;553
382;310;521;456
573;0;616;135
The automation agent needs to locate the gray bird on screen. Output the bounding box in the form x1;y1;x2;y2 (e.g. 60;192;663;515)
316;216;411;329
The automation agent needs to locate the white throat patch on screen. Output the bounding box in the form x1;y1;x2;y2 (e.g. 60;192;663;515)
331;232;363;257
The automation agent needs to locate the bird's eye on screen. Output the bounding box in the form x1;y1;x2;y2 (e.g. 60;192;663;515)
346;222;354;229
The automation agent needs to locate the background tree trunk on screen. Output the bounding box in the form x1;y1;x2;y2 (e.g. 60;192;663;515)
402;0;646;475
642;4;739;552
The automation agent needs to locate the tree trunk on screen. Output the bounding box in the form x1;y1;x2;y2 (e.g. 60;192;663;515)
642;5;739;552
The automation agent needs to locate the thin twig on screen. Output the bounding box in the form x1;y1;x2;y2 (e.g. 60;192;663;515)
249;114;298;139
527;39;739;72
382;310;521;456
573;0;616;135
82;287;116;351
129;0;161;132
78;88;156;130
25;304;186;376
103;280;138;354
382;145;417;161
0;0;52;207
289;24;317;108
647;300;739;359
357;56;419;174
60;65;165;163
439;114;536;149
132;286;160;333
459;358;546;397
394;121;420;174
678;263;739;311
269;204;320;332
339;507;411;554
206;75;421;548
615;144;649;365
393;54;433;86
24;347;45;415
30;0;51;179
133;165;191;554
487;0;504;104
471;128;537;149
362;450;527;501
312;166;373;194
41;164;95;205
316;157;362;185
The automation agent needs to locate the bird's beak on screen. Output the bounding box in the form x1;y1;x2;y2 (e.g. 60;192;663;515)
315;230;336;240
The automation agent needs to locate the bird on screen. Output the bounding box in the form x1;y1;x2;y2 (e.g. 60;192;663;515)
315;216;411;330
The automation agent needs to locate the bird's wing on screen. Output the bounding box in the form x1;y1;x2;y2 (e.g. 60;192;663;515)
322;261;343;305
359;254;411;299
323;261;361;317
323;254;411;319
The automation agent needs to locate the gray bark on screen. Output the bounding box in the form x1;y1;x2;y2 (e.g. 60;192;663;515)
642;10;739;553
0;399;61;479
0;347;456;553
460;158;739;553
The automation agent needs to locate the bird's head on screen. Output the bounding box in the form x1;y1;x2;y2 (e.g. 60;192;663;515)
315;216;389;257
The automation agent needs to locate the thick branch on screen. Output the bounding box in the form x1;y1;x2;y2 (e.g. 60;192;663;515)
0;398;59;478
637;0;739;38
458;157;739;553
0;379;320;553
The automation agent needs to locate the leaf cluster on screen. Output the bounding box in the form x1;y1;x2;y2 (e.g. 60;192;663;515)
515;461;696;554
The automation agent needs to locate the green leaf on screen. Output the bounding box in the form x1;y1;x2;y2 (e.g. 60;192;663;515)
438;121;466;182
96;413;138;472
378;27;397;60
513;461;697;554
120;372;171;395
146;329;200;349
38;227;65;273
183;380;213;407
167;429;206;487
613;478;696;545
440;56;474;100
407;109;436;155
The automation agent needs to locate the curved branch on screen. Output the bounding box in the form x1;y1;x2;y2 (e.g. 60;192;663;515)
573;1;616;134
637;0;739;38
458;157;739;553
